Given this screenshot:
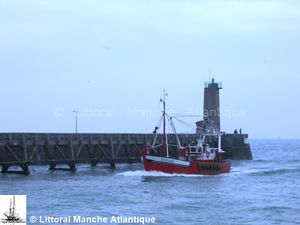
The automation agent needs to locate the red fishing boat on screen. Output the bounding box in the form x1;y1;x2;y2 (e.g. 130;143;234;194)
142;91;231;175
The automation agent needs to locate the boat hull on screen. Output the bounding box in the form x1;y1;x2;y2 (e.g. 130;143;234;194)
143;155;231;175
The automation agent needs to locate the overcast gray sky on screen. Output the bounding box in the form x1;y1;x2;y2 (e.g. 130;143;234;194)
0;0;299;138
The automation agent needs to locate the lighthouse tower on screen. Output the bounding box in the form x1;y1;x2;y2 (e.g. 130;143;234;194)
196;78;222;135
203;78;222;132
196;78;252;160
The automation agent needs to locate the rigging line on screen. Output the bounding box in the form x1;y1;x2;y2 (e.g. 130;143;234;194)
171;115;192;126
152;115;163;148
171;117;194;129
170;114;202;118
171;115;195;125
172;117;196;130
168;116;182;148
162;101;174;116
155;115;163;129
166;115;172;133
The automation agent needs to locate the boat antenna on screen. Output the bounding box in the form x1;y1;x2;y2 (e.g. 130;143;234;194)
160;89;168;157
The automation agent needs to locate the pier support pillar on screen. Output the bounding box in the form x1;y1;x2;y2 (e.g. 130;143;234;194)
49;162;76;173
90;160;115;169
49;162;57;170
68;162;77;173
108;160;116;169
91;160;98;167
1;164;30;176
1;165;10;174
21;163;30;175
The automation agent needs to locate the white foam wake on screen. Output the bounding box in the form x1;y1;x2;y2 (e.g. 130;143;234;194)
116;170;204;177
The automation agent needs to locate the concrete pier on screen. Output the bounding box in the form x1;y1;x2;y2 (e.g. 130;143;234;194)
0;132;251;175
0;133;193;175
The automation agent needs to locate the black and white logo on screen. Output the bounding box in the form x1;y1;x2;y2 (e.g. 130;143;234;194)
0;195;26;224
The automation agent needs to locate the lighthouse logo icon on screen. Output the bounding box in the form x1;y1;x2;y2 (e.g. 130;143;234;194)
0;195;26;224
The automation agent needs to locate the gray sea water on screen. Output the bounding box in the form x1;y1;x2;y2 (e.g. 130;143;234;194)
0;140;300;225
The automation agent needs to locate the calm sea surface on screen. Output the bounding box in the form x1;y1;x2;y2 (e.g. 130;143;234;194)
0;140;299;225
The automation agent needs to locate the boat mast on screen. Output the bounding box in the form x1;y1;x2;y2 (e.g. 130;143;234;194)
218;133;221;152
161;89;168;157
9;198;12;216
12;196;15;216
